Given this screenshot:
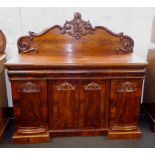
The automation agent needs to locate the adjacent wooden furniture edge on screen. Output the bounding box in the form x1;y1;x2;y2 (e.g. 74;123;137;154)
0;29;9;143
143;49;155;132
0;29;6;53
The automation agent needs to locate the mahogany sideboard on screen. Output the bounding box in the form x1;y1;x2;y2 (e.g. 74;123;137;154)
5;12;147;144
0;29;9;142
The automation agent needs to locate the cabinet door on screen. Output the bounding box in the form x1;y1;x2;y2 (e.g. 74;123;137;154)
110;79;142;131
79;80;108;129
11;80;48;134
49;80;79;130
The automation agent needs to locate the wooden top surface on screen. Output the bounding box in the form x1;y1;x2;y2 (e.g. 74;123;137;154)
5;53;147;68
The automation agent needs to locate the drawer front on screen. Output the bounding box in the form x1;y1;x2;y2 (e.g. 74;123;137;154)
11;80;48;134
46;68;110;80
109;79;143;131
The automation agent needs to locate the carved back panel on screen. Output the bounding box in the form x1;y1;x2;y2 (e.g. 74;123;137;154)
18;12;134;55
0;29;6;54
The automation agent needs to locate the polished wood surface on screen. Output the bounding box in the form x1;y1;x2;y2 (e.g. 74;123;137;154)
17;12;133;55
6;53;146;67
5;12;147;144
18;26;134;55
143;49;155;132
0;30;9;142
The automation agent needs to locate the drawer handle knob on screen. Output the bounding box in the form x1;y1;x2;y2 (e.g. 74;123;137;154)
84;82;101;90
117;82;137;93
57;82;75;90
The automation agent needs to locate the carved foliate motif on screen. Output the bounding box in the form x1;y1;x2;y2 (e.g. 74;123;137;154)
57;82;75;90
18;82;41;93
117;82;137;93
62;12;94;39
84;82;101;90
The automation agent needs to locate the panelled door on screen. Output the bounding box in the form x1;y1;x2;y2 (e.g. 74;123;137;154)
11;80;48;134
109;79;143;131
49;80;79;130
49;80;108;131
79;80;108;129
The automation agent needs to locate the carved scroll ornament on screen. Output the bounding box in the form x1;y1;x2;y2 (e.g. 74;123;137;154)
115;35;134;53
62;12;94;39
57;82;75;90
84;82;101;90
17;32;38;54
116;82;137;93
18;82;41;93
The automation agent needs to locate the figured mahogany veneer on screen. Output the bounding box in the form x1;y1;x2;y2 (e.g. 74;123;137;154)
5;12;147;144
0;29;9;143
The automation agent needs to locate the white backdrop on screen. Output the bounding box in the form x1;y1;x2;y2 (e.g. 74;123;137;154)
0;7;154;107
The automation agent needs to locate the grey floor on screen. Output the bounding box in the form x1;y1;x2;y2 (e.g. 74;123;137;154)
0;113;155;148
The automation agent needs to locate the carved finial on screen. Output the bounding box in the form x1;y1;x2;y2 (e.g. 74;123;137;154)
62;12;94;39
74;12;81;19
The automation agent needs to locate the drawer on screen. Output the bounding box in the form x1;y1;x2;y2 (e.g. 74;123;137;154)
46;68;110;79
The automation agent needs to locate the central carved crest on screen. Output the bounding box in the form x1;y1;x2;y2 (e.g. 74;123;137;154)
61;12;94;39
